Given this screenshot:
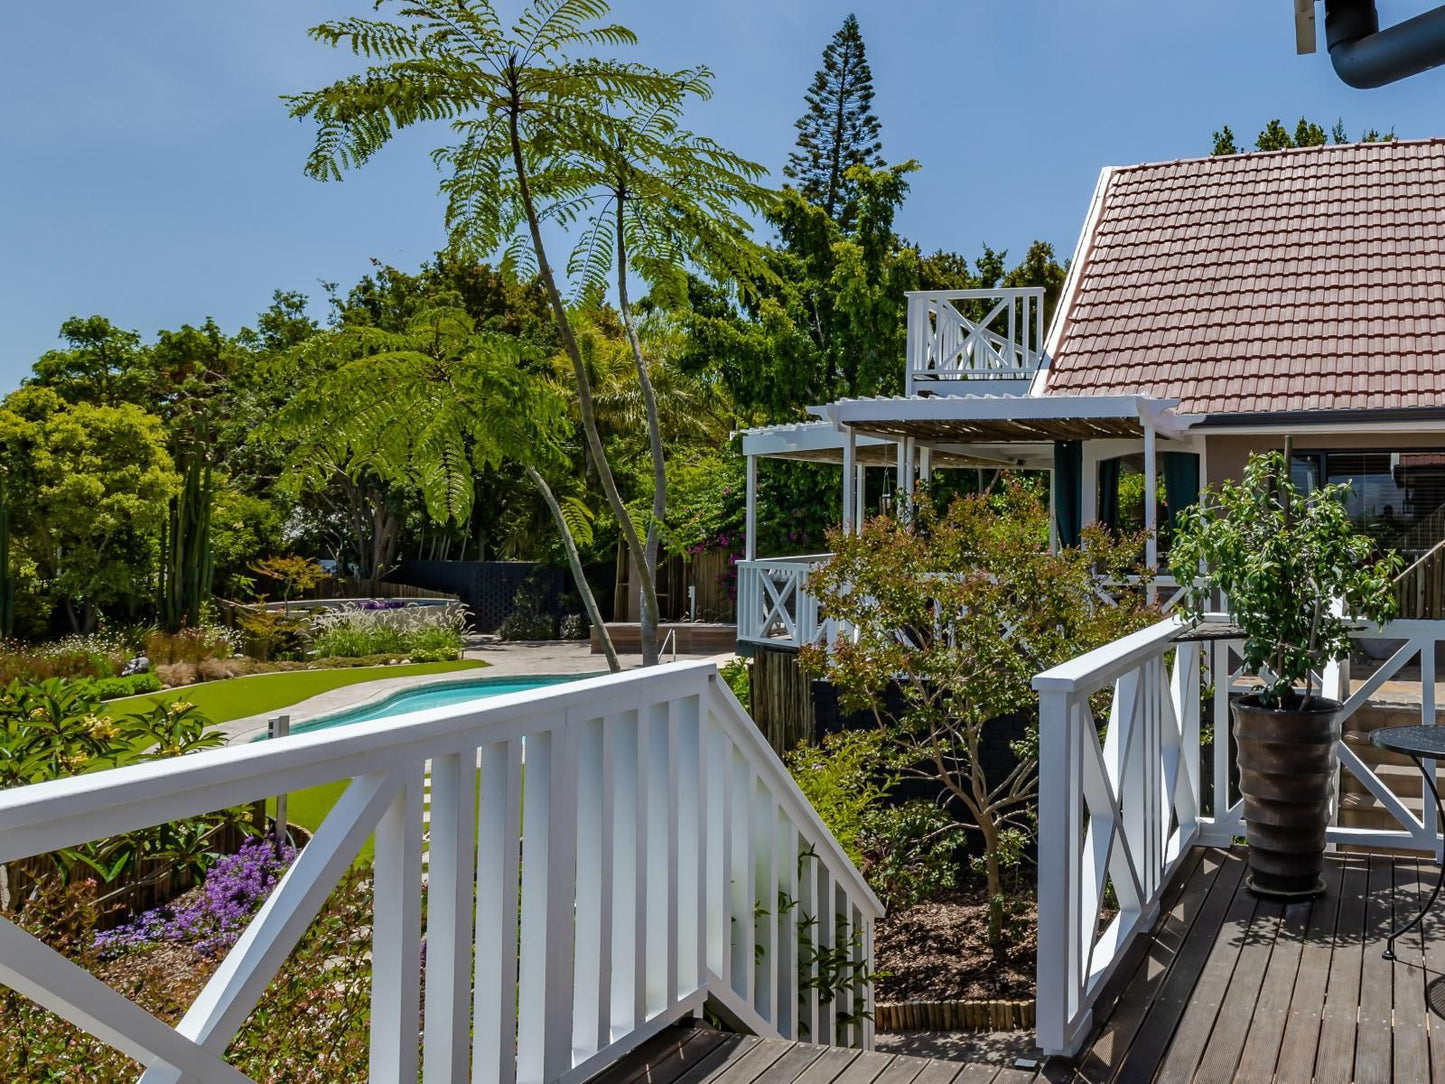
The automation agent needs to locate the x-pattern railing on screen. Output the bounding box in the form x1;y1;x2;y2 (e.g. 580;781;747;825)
737;558;835;648
905;288;1045;394
0;663;881;1083
1034;613;1445;1057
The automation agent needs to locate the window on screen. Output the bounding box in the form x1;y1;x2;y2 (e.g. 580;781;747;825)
1291;450;1445;558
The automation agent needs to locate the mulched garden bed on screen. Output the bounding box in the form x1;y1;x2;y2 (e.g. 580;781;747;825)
874;888;1036;1003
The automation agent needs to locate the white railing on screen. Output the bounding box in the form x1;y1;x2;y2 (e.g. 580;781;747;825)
0;663;881;1083
736;556;839;649
905;288;1046;396
1032;613;1445;1056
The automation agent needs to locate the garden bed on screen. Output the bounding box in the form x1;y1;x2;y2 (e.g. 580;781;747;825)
874;889;1036;1003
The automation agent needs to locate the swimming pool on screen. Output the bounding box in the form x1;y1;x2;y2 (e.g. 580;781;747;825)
288;674;585;735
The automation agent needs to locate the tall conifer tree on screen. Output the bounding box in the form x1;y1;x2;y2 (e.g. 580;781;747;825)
784;13;884;228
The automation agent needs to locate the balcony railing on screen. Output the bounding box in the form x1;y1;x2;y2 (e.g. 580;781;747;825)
0;663;881;1082
905;288;1046;396
1032;614;1445;1057
736;556;841;650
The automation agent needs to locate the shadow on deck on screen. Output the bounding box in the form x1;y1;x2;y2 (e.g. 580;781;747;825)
1064;846;1445;1082
601;848;1445;1084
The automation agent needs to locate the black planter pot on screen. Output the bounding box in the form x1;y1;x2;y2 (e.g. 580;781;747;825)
1232;693;1342;900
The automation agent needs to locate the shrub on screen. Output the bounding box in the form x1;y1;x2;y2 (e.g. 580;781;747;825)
857;801;967;909
309;601;468;659
85;673;162;699
560;613;588;640
498;582;557;641
156;661;199;688
144;627;234;666
236;609;308;662
498;612;557;640
786;729;892;870
0;869;379;1080
720;657;750;705
0;633;129;685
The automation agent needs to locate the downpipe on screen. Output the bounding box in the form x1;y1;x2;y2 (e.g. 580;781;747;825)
1325;0;1445;88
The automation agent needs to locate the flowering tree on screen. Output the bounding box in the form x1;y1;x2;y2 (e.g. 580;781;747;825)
800;479;1156;943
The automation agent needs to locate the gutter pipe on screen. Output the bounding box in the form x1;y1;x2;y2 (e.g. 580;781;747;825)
1325;0;1445;88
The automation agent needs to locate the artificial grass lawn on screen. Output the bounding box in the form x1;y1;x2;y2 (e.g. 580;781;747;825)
111;659;489;724
113;660;489;863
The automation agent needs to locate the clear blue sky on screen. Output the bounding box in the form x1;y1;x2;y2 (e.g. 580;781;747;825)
2;1;1441;391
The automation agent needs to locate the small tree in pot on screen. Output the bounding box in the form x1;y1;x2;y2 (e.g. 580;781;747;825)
1170;450;1400;899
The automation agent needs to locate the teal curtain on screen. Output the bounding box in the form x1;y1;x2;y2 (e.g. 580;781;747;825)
1163;451;1201;535
1098;457;1121;531
1053;441;1081;548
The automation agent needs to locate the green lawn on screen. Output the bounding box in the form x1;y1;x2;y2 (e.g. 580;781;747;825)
111;659;489;723
111;660;490;863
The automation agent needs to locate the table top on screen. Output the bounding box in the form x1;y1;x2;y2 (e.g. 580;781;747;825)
1371;724;1445;758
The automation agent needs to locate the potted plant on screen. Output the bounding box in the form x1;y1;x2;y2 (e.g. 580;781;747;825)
1170;450;1400;899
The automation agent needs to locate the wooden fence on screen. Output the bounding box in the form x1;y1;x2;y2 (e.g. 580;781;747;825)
1395;539;1445;619
2;811;261;928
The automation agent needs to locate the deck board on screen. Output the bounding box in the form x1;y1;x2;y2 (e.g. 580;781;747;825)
597;847;1445;1084
1072;847;1445;1082
1392;859;1432;1083
1270;857;1346;1084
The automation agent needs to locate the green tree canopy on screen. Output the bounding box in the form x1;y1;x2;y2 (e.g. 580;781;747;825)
0;387;176;631
1211;116;1395;155
784;13;884;228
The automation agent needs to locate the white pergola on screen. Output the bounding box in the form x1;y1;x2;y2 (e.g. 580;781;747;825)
739;394;1201;573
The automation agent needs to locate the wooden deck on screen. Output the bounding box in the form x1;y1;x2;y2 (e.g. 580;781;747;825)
1069;846;1445;1082
590;1024;1036;1084
598;848;1445;1084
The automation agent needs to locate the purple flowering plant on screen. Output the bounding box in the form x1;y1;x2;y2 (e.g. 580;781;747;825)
94;836;295;958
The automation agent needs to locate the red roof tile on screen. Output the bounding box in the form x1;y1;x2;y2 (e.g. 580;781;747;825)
1043;139;1445;416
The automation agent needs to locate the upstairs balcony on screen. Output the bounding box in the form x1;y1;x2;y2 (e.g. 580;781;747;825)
905;288;1047;397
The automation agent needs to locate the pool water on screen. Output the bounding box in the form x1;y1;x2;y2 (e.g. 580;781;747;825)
289;674;584;735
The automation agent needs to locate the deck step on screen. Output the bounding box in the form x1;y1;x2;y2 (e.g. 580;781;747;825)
582;1023;1033;1084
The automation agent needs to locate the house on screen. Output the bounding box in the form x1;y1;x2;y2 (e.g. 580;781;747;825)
740;137;1445;1074
738;138;1445;652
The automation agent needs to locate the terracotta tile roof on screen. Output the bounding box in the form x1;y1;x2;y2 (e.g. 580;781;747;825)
1042;139;1445;417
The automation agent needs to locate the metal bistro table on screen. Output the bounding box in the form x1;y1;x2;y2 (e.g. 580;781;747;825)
1372;724;1445;961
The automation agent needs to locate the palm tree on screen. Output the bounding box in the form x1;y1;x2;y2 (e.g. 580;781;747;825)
287;0;767;664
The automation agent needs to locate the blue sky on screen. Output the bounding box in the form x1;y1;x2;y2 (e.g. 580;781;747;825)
2;1;1442;391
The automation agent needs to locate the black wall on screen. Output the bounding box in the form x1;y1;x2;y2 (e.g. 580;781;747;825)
392;561;567;632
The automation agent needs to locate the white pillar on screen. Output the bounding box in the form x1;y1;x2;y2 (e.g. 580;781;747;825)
895;440;907;496
919;447;933;486
1143;420;1158;603
842;428;856;534
744;454;757;562
902;438;916;499
855;464;866;532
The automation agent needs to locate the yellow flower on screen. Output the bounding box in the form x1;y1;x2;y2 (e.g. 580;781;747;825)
168;701;193;715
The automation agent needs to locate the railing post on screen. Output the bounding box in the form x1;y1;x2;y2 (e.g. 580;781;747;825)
474;740;522;1084
905;293;926;395
424;750;478;1084
370;764;424;1084
1037;688;1083;1056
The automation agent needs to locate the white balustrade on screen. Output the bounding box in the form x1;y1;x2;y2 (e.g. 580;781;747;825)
0;663;881;1083
736;556;840;649
1032;613;1445;1056
905;288;1046;396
